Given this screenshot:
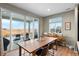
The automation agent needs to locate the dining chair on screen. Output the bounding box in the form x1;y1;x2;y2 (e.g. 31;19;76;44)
3;37;10;56
36;45;49;56
41;46;49;56
14;34;21;41
48;41;57;56
22;33;30;56
35;48;43;56
25;33;30;41
3;37;10;51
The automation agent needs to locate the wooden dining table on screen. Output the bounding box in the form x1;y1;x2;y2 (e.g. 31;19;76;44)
17;37;57;56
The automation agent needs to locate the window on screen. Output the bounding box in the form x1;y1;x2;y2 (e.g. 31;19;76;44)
2;9;11;51
12;13;24;50
34;18;39;39
25;16;39;39
49;17;62;33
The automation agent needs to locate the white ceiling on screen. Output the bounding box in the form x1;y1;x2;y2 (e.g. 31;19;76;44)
10;3;75;17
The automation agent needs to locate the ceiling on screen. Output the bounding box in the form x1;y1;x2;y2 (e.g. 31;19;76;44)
10;3;75;17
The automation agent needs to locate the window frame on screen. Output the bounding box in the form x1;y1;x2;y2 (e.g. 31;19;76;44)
49;16;62;33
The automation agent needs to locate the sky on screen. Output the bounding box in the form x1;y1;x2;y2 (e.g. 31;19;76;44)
2;19;38;30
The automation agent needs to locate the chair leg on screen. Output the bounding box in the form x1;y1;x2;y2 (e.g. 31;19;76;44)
32;51;36;56
23;50;26;56
3;51;7;56
55;41;57;51
53;41;57;51
49;45;55;56
52;49;54;56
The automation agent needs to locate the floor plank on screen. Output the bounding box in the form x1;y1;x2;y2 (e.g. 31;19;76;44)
5;46;78;56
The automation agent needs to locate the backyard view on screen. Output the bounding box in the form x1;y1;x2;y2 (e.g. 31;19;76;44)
2;19;39;39
2;18;39;51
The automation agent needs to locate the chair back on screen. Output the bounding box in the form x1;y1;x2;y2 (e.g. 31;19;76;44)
16;34;20;39
25;33;30;41
36;48;43;56
3;37;10;51
14;34;20;41
49;43;53;49
26;33;29;38
48;41;55;49
41;45;48;56
16;34;20;37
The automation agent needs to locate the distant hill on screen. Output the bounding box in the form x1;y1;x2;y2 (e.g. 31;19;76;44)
2;29;33;37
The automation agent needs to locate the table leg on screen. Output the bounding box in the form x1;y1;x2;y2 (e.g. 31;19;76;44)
78;51;79;55
55;40;57;51
19;46;22;56
53;40;57;51
77;46;79;56
32;51;36;56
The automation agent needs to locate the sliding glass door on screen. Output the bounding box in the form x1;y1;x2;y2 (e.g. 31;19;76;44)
25;17;39;40
2;9;11;52
11;13;24;50
0;8;40;55
34;18;39;39
29;20;34;39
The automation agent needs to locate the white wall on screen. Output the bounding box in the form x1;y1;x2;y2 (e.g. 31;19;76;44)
62;10;75;48
43;10;77;50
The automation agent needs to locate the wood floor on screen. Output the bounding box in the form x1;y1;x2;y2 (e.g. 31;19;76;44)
5;46;78;56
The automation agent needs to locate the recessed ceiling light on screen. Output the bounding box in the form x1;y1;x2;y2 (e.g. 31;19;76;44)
48;9;51;11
